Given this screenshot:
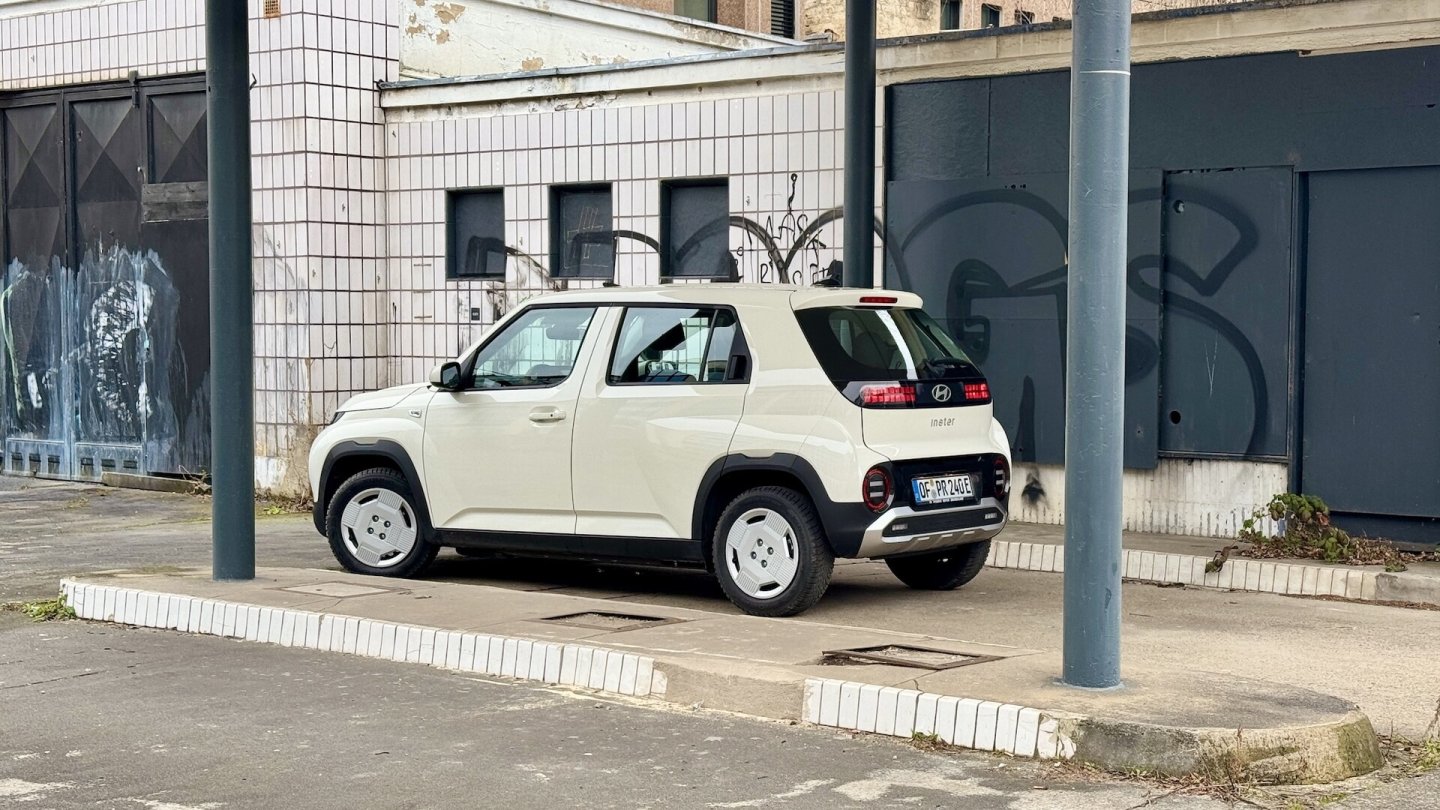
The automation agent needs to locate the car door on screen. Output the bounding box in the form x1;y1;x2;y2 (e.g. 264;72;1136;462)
422;305;603;534
571;305;750;541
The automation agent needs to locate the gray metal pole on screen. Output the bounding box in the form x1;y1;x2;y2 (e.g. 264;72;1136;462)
842;0;876;288
1061;0;1131;689
207;0;255;581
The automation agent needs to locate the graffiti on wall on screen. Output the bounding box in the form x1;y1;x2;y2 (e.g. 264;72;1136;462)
463;171;879;332
0;245;206;477
887;173;1288;472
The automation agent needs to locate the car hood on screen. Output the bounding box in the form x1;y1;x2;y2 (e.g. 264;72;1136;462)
339;383;430;413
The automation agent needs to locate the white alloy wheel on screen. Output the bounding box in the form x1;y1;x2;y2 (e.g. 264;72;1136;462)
338;487;418;568
723;507;800;599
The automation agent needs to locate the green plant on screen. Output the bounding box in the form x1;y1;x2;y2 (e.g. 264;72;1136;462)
13;595;77;621
1237;493;1413;570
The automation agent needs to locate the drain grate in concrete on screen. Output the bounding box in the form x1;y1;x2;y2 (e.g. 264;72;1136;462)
821;644;1001;670
278;582;396;598
538;611;683;632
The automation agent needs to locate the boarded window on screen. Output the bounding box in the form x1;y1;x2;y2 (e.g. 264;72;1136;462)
550;185;614;280
770;0;794;38
448;189;505;279
661;179;733;280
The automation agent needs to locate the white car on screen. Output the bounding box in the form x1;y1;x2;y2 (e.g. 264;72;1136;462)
309;285;1012;616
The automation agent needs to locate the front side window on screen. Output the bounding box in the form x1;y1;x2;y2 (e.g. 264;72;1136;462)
609;307;740;384
469;307;596;389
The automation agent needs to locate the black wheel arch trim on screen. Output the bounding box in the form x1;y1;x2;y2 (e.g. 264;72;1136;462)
315;440;434;538
692;452;873;558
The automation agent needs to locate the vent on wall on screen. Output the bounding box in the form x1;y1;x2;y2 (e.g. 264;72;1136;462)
771;0;794;38
263;0;282;18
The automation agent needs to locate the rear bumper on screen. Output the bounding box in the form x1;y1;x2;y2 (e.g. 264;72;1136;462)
856;497;1008;558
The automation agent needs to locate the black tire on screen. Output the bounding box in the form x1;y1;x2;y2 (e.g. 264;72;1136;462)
885;541;991;591
711;486;833;617
326;467;439;578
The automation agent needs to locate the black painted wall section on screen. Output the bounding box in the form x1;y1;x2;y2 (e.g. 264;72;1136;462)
886;45;1440;535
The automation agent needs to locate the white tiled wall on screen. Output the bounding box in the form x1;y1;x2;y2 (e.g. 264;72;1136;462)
0;0;204;90
384;91;886;386
249;0;398;481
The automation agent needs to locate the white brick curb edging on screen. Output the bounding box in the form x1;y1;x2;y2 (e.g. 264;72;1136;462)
803;678;1077;759
58;580;668;698
59;580;1082;761
985;540;1381;601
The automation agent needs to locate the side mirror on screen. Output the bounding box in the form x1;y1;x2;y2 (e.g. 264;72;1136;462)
429;361;463;390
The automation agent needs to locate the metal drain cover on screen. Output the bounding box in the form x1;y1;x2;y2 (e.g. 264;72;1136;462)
279;582;395;598
538;611;682;632
821;644;1000;670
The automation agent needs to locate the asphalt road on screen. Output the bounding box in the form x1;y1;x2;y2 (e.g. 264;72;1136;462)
1;612;1229;810
4;475;1440;808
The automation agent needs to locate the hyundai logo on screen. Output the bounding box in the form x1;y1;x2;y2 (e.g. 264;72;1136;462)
932;384;952;403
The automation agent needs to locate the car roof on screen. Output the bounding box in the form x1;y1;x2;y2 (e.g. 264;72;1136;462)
522;284;925;309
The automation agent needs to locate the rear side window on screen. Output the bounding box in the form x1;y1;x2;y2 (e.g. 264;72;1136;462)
796;306;988;407
609;307;743;384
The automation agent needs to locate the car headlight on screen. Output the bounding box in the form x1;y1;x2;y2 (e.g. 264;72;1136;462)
329;410;346;425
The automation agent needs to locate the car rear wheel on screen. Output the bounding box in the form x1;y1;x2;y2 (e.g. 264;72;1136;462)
712;486;833;617
327;467;439;578
885;541;990;590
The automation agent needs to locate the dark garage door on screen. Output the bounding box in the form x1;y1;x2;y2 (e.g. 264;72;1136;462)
1302;168;1440;543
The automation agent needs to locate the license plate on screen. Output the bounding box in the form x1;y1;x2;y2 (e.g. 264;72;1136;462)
911;474;976;505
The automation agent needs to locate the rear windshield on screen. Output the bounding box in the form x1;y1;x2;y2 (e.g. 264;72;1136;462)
795;307;978;383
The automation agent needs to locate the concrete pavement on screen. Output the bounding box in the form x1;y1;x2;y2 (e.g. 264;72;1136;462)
0;611;1234;810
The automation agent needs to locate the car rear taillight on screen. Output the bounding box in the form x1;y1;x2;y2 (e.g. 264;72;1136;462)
964;382;991;402
863;466;893;512
857;383;916;407
993;455;1010;498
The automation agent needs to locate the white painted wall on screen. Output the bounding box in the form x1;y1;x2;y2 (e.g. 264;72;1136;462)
398;0;794;79
1012;459;1289;538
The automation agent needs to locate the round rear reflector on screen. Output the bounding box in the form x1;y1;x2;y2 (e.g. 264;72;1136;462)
863;467;893;512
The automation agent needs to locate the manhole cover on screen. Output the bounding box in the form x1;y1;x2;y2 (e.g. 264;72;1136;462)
538;611;683;632
821;644;1001;670
279;582;395;598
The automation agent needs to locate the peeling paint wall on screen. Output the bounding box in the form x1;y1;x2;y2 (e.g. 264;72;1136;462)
399;0;794;79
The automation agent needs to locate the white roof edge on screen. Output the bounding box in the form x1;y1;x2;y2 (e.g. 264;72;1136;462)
381;0;1440;114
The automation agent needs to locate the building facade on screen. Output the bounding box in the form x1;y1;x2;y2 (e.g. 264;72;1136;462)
2;0;1438;544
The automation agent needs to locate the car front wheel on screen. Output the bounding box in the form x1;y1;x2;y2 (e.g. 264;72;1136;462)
326;467;439;578
712;486;834;617
885;541;991;590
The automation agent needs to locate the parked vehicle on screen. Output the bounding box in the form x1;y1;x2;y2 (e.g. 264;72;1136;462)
309;285;1011;616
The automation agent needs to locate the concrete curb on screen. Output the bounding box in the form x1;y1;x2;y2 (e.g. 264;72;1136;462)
984;539;1439;608
59;578;1385;783
59;580;668;699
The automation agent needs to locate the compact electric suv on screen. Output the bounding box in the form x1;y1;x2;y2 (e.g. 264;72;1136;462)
309;285;1012;616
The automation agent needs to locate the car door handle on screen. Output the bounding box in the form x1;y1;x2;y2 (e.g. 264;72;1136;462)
528;408;567;423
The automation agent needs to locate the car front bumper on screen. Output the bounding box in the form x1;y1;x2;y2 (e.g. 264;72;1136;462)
856;497;1008;558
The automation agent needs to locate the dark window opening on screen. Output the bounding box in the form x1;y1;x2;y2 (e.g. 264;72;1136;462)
447;188;505;279
941;0;961;30
675;0;716;22
981;3;1000;27
661;178;734;280
1014;8;1034;25
550;184;614;279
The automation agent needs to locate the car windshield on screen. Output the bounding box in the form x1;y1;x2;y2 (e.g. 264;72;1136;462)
795;306;977;383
